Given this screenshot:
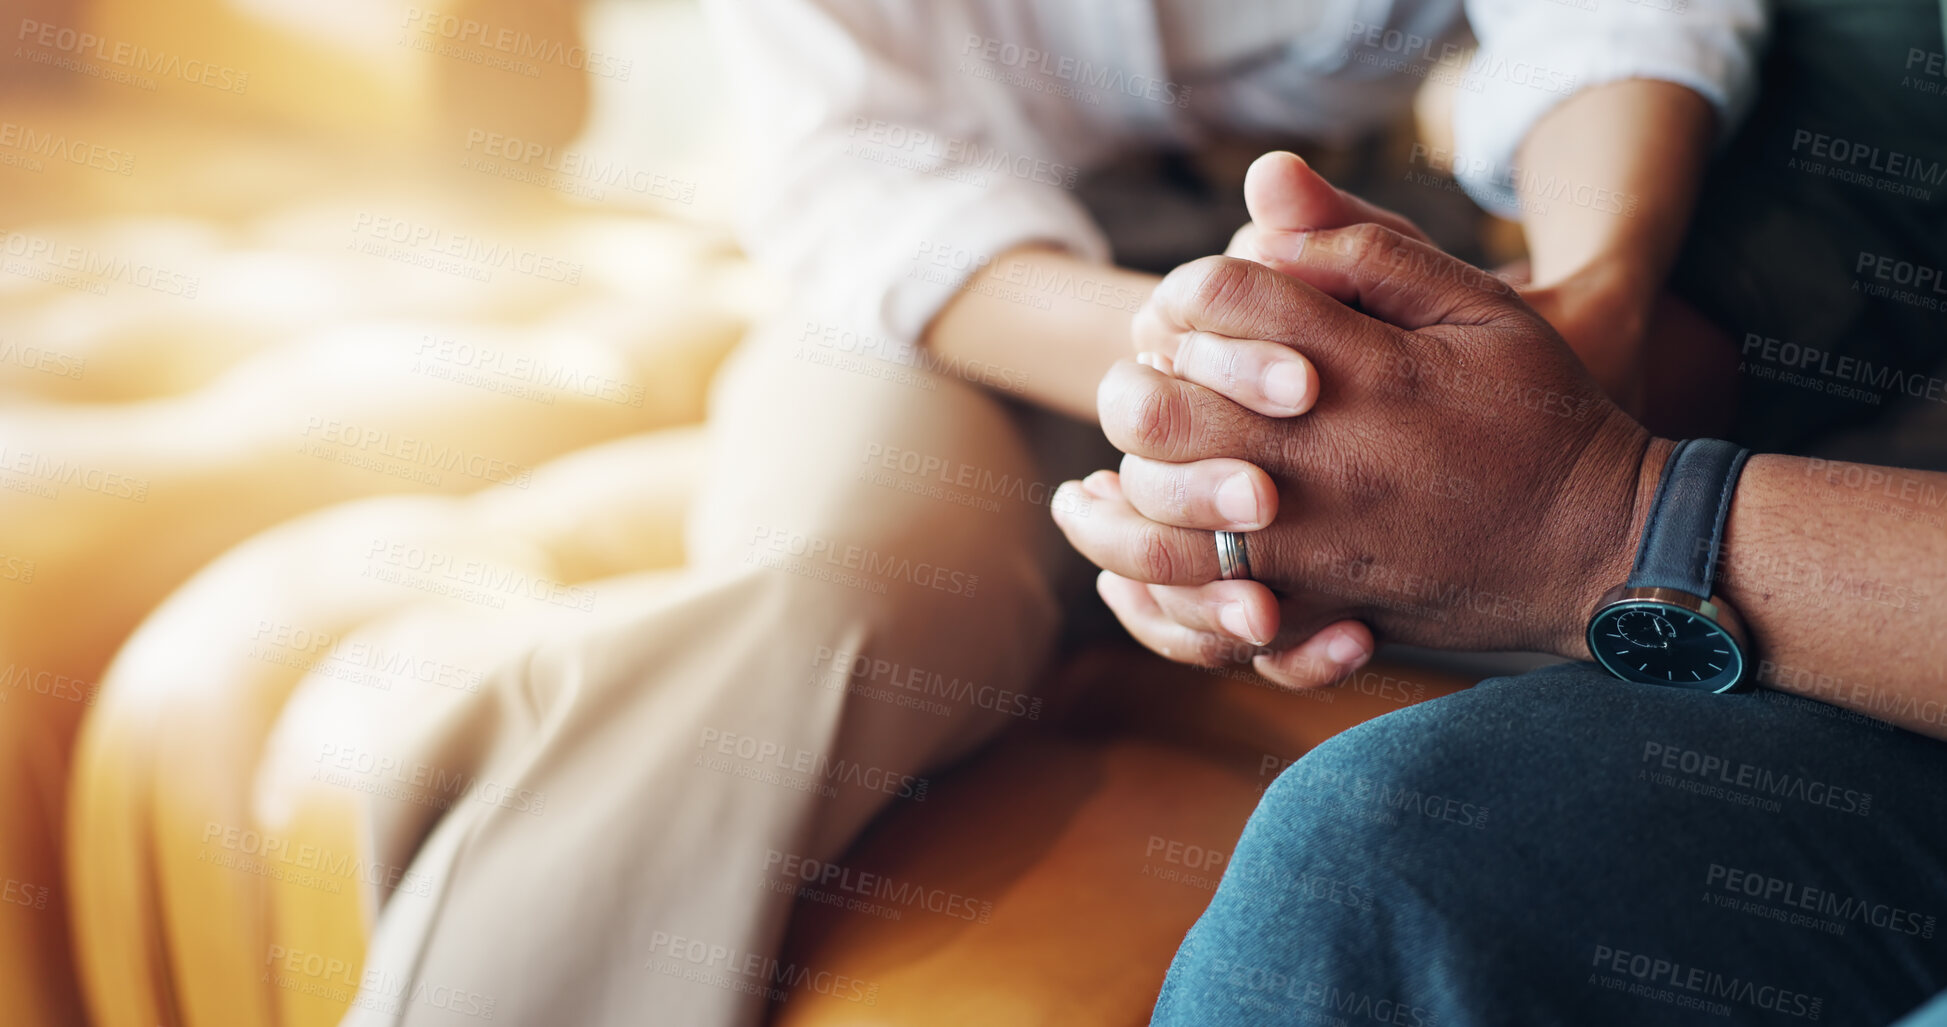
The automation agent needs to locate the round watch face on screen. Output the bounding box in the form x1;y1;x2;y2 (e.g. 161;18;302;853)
1587;600;1745;693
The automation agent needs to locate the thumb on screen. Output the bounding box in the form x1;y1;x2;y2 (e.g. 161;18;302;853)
1243;151;1433;244
1267;222;1524;332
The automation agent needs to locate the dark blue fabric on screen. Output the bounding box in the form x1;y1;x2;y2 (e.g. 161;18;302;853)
1675;0;1947;457
1153;664;1947;1027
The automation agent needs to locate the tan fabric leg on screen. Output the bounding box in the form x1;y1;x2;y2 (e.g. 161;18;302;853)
279;313;1072;1025
67;428;708;1027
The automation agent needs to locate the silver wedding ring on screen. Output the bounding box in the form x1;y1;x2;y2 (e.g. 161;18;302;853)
1215;530;1253;582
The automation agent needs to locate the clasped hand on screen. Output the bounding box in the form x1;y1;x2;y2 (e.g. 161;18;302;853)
1053;154;1659;690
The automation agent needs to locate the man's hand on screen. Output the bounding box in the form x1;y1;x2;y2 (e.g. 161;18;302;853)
1111;150;1434;680
1054;222;1663;688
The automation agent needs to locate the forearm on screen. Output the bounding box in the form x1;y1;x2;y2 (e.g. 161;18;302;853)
922;246;1158;422
1719;456;1947;736
1583;443;1947;738
1515;79;1716;298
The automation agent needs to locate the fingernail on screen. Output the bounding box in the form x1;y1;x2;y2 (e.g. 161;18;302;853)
1215;472;1261;527
1080;470;1115;498
1136;351;1160;371
1327;632;1368;667
1263;359;1311;413
1220;602;1264;646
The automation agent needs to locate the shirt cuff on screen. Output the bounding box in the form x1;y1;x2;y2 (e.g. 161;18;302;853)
1452;26;1762;218
787;175;1112;364
880;179;1110;347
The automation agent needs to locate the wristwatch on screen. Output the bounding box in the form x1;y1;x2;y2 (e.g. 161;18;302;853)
1585;438;1753;693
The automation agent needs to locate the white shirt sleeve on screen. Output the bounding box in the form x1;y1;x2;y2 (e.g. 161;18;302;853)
700;0;1111;355
1453;0;1769;217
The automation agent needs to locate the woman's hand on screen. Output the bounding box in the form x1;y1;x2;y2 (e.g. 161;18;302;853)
1518;260;1739;436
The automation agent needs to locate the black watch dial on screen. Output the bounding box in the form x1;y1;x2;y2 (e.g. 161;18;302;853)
1587;600;1745;693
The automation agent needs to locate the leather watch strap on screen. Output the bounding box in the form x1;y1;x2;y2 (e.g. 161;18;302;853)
1625;439;1752;598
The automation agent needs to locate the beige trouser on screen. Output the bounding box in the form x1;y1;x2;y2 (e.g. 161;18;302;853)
234;312;1096;1025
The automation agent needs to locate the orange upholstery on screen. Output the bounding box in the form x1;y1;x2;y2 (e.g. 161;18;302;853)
770;650;1467;1025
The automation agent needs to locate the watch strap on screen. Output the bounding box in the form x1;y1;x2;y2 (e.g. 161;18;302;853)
1625;439;1752;598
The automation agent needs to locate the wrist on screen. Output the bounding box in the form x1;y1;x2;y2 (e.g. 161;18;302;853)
1562;258;1660;337
1521;258;1661;388
1547;431;1676;660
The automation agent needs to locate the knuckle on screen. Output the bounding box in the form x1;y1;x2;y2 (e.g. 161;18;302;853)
1216;339;1249;391
1128;454;1193;519
1166;467;1194;520
1178;332;1246;393
1133;526;1181;583
1148;467;1194;523
1125;455;1189;519
1182;255;1256;323
1127;381;1186;455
